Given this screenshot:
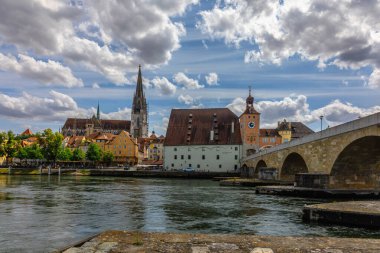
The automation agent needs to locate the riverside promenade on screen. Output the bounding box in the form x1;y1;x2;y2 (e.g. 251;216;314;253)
60;230;380;253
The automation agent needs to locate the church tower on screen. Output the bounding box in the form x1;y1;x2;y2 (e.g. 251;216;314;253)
131;65;148;138
239;87;260;157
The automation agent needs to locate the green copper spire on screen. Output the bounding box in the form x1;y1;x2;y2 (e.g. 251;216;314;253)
97;101;100;120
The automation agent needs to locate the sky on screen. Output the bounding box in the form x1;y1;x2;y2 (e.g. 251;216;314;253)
0;0;379;135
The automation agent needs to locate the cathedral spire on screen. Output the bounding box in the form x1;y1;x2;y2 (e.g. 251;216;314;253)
97;101;100;120
131;65;148;138
136;64;144;97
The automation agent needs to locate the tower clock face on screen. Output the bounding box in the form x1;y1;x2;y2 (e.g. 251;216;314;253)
248;121;255;129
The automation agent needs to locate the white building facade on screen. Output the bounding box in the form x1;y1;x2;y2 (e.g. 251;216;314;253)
164;144;242;172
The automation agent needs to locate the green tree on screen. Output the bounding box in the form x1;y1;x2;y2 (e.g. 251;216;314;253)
86;143;102;162
16;144;44;160
28;144;44;159
102;151;114;166
72;148;86;161
0;131;21;165
38;129;64;165
57;147;73;161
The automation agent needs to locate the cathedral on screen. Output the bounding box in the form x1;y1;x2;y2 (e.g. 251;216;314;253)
61;65;148;138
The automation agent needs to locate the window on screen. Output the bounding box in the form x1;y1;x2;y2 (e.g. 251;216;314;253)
197;164;200;168
271;138;276;143
202;155;205;160
235;147;238;151
234;165;238;170
174;155;177;160
235;155;238;160
181;155;184;160
189;164;192;167
171;163;174;167
174;148;177;151
188;155;191;159
216;155;220;160
219;164;222;168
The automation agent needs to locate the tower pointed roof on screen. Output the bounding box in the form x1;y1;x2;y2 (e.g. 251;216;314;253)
242;86;259;115
97;101;100;120
136;64;144;97
132;65;147;114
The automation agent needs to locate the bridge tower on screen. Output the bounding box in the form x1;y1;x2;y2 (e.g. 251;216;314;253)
239;86;261;157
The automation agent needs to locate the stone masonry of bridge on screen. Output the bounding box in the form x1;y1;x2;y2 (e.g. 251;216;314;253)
242;112;380;188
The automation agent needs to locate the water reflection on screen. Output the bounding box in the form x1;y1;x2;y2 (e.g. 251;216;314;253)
0;175;380;253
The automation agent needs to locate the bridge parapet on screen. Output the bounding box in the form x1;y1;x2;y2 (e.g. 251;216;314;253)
243;112;380;162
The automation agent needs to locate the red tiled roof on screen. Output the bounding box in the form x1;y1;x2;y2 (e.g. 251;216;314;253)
164;108;242;146
62;118;130;131
21;128;33;136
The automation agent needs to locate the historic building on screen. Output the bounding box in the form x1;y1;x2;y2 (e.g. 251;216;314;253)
239;87;261;156
102;131;138;165
130;65;148;138
239;88;314;157
164;108;242;172
62;65;149;138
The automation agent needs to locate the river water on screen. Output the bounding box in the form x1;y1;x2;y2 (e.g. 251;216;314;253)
0;175;379;252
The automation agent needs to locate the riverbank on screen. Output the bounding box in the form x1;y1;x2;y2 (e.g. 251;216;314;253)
59;230;380;253
0;168;239;179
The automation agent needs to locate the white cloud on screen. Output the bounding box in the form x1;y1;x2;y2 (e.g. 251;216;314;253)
205;72;219;85
0;0;198;85
0;90;84;121
85;1;194;66
173;72;204;89
226;95;380;128
151;77;177;95
0;53;83;87
311;100;380;126
198;0;380;88
0;90;134;123
92;82;100;89
368;68;380;89
226;97;246;116
178;94;194;105
152;116;169;135
99;107;131;120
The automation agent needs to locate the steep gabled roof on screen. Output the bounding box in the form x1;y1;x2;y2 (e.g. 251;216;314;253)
21;128;33;136
164;108;242;146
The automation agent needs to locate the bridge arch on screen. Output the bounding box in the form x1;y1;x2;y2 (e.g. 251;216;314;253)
254;160;267;178
280;152;308;181
330;136;380;188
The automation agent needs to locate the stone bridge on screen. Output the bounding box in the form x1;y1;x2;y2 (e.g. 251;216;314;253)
242;112;380;188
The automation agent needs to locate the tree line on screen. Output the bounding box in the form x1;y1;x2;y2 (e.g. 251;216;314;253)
0;129;114;166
